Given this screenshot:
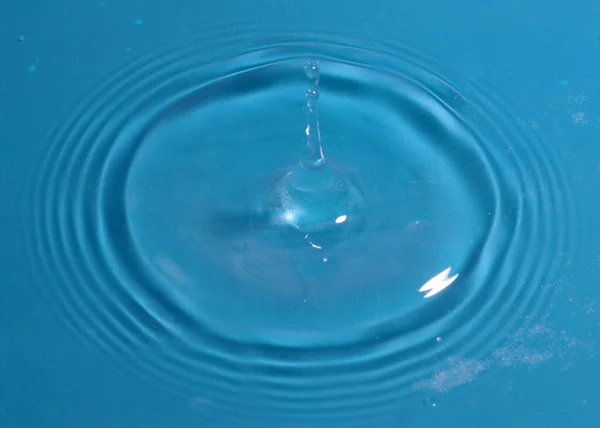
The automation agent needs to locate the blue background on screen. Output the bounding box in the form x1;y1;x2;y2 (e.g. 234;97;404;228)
1;0;599;427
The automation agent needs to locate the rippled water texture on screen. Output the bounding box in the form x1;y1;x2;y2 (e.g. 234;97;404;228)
27;35;574;426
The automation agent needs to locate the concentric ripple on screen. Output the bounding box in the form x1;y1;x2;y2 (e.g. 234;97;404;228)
27;33;574;425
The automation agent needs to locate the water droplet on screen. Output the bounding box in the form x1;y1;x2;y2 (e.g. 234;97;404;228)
304;61;320;82
305;87;319;101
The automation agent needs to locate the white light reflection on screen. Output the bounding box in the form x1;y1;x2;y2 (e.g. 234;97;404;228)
419;267;459;298
335;215;347;224
283;210;296;222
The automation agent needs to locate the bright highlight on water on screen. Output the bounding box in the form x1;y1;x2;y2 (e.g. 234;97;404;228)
419;267;459;298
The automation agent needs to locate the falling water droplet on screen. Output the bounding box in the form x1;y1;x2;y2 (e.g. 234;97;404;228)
306;87;319;100
304;61;320;83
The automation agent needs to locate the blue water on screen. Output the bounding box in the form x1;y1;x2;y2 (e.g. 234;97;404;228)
2;1;600;427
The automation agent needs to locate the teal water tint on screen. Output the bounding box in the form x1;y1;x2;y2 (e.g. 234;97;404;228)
1;1;600;427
